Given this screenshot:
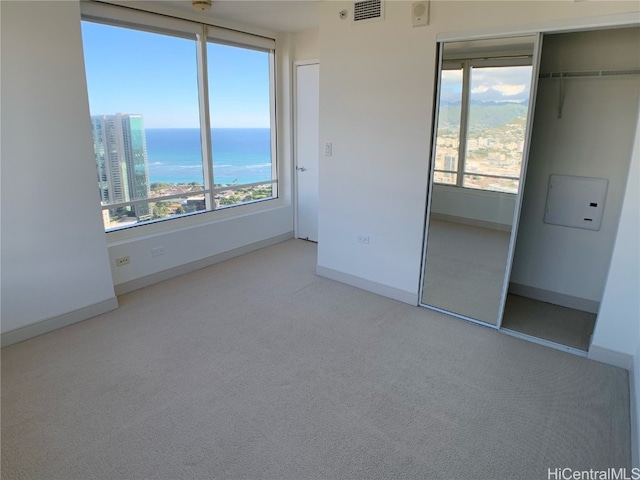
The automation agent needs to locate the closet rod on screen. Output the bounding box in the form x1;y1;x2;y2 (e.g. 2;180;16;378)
540;68;640;79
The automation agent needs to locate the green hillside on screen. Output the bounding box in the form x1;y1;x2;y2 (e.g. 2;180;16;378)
438;102;528;129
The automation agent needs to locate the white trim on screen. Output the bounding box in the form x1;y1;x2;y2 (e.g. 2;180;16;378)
588;345;634;370
316;266;418;306
436;12;640;43
456;59;470;184
207;25;274;51
508;282;600;314
107;201;286;244
294;59;320;67
1;297;119;348
421;303;499;329
269;49;279;201
501;328;588;357
84;0;277;40
496;32;543;330
430;213;511;232
197;24;215;211
418;41;444;308
631;358;639;468
82;1;200;36
114;232;293;295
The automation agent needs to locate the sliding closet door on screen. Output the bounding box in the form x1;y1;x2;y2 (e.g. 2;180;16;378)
420;34;543;327
494;33;543;328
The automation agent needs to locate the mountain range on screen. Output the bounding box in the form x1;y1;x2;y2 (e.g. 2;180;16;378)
438;101;529;129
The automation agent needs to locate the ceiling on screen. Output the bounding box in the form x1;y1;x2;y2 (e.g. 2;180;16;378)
146;0;319;33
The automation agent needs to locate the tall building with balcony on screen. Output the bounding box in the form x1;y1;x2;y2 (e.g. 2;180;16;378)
91;113;151;221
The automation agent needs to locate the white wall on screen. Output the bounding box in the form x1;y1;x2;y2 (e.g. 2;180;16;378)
317;0;640;302
510;28;640;304
1;1;296;342
317;2;433;300
589;112;639;463
590;115;639;361
1;1;117;333
108;206;293;290
292;28;319;61
431;185;516;230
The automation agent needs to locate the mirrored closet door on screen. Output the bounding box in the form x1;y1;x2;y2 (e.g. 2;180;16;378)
420;35;542;326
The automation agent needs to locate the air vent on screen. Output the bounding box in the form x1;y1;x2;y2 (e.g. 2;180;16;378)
353;0;384;23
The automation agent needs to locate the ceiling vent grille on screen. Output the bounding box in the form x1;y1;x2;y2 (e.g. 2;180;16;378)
353;0;384;23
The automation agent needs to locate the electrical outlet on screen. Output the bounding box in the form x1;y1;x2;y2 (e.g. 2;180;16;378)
357;234;370;245
115;256;130;266
151;246;165;257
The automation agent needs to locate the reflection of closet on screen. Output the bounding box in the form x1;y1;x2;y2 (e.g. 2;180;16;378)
503;27;640;352
420;25;640;354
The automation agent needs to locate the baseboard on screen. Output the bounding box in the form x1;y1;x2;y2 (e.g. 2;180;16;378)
588;345;633;370
316;265;418;306
631;358;639;468
501;328;588;357
1;297;119;348
430;212;512;232
114;232;294;295
509;282;599;314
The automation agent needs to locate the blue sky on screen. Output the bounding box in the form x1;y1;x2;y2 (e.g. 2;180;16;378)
81;21;270;129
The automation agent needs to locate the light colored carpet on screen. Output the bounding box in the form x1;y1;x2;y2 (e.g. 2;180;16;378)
502;294;596;351
1;239;631;479
422;218;511;325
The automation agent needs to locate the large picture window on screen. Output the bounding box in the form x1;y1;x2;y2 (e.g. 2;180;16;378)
81;5;277;231
434;59;532;194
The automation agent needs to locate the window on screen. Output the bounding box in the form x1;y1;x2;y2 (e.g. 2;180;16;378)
81;4;277;231
433;67;463;186
434;59;532;194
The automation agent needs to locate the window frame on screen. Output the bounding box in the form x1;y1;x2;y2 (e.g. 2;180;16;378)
433;56;533;194
80;2;280;233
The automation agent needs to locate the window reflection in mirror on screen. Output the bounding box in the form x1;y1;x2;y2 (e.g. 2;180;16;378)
421;36;537;325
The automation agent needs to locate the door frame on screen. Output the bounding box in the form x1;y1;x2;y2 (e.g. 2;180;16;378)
293;59;320;241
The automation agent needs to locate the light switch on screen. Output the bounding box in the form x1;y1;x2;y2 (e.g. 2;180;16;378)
324;142;332;157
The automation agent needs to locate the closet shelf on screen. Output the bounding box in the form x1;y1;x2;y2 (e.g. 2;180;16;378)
540;68;640;79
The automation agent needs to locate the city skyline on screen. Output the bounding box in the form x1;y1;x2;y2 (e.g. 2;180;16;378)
91;113;152;220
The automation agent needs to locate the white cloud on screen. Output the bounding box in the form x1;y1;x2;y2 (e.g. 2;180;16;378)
471;85;490;94
493;84;526;96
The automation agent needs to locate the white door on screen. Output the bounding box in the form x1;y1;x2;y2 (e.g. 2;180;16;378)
295;62;319;242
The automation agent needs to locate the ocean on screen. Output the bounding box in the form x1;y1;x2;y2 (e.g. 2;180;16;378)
145;128;272;186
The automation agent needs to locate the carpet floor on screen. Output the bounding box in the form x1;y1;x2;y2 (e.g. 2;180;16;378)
422;218;511;325
502;294;596;351
1;239;631;479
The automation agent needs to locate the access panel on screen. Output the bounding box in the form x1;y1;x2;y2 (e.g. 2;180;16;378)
543;175;607;231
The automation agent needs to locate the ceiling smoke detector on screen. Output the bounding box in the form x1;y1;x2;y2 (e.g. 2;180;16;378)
192;0;212;12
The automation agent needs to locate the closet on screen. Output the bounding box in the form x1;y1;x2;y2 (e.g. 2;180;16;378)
420;25;640;353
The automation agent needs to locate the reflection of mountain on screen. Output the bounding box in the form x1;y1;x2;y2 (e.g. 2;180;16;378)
439;101;529;129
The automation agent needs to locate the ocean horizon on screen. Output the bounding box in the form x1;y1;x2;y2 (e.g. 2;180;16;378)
145;128;272;186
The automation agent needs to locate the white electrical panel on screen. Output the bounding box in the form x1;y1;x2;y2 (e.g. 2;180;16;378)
543;175;607;231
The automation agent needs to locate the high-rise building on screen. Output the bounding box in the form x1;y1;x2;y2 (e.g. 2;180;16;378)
91;113;151;221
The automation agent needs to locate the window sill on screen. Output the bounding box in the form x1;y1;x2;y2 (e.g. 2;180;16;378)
433;183;517;198
106;196;288;245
